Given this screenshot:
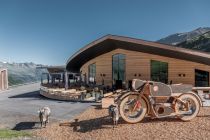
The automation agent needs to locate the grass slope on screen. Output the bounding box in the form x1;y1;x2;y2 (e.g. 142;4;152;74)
0;129;31;139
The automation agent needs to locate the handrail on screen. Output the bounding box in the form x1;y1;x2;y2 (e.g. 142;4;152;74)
192;87;210;90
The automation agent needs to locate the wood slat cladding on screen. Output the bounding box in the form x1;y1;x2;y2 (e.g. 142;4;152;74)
80;49;210;87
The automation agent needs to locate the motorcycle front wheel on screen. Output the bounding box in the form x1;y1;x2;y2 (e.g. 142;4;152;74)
119;94;147;123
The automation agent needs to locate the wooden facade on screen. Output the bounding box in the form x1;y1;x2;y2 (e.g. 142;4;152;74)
0;69;8;91
66;35;210;88
80;48;210;87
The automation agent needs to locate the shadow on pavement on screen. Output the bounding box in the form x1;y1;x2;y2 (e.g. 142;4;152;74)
59;116;112;133
68;116;183;133
8;91;44;99
91;104;102;110
8;90;86;104
12;122;39;130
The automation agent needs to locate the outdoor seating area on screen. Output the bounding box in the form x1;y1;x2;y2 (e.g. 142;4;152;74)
40;66;119;102
40;85;105;102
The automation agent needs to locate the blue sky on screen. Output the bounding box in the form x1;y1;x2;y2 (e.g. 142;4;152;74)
0;0;210;65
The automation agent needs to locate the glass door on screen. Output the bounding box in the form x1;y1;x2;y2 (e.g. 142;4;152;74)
112;54;126;89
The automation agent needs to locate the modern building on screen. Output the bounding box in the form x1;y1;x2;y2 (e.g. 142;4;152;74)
0;68;8;91
66;35;210;89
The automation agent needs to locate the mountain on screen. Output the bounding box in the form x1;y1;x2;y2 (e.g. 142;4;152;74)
0;62;47;86
157;27;210;45
177;31;210;52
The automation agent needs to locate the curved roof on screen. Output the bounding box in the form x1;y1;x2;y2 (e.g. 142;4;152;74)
66;34;210;72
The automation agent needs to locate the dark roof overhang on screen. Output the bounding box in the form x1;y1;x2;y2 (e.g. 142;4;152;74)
47;66;65;74
66;35;210;72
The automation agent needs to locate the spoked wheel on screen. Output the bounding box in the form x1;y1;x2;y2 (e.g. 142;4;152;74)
119;94;147;123
175;93;200;121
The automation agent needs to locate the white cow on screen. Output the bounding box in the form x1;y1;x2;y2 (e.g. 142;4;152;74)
38;106;51;128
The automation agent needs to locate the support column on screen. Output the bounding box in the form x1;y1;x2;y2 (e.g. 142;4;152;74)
41;74;43;85
65;71;68;90
47;74;50;84
51;76;54;84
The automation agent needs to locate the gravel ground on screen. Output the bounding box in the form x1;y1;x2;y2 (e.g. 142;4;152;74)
33;106;210;140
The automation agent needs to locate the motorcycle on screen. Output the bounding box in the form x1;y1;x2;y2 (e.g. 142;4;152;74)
119;79;201;123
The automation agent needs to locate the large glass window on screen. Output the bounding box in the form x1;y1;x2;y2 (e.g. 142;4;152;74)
151;60;168;84
88;63;96;83
112;54;126;88
195;69;209;87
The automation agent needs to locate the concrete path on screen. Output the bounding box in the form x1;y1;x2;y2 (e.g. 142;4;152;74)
0;83;94;129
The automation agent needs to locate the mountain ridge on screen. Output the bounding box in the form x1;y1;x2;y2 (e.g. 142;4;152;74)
0;62;47;86
157;27;210;45
157;27;210;53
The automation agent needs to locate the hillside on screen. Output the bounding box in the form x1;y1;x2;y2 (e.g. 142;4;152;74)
177;31;210;52
157;27;210;45
0;62;47;86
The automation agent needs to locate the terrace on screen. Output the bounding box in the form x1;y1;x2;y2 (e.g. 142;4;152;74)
40;66;111;102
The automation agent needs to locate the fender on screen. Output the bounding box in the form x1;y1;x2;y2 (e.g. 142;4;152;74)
115;91;132;103
117;92;150;114
181;91;203;107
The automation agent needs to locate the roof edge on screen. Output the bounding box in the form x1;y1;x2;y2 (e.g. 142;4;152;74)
66;34;112;66
66;34;210;70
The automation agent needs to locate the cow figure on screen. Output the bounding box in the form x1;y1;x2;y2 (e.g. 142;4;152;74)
108;104;119;128
38;106;51;128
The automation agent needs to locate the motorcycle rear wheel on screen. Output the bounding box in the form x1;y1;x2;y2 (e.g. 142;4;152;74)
119;94;147;123
175;93;200;121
